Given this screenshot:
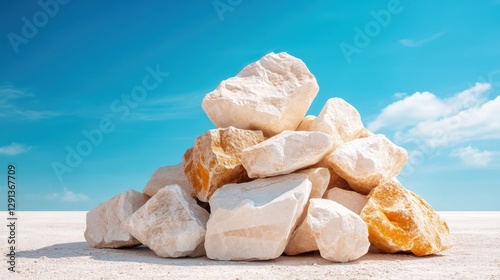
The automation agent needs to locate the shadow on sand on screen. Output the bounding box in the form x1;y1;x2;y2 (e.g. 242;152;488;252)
18;242;444;266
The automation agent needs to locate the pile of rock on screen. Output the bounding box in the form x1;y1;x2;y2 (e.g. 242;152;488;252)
84;52;451;262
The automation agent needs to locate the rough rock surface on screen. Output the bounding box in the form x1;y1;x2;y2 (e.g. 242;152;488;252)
324;187;367;215
205;174;312;261
349;128;374;141
202;52;319;136
285;199;370;262
241;130;334;178
307;98;364;144
142;163;194;197
326;134;408;194
125;185;209;258
360;178;452;256
296;115;316;131
312;159;352;190
183;126;265;202
84;190;149;248
294;167;330;226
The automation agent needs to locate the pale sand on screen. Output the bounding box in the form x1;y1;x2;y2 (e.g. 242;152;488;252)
1;211;499;279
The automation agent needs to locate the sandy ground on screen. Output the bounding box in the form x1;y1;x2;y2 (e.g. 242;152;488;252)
1;211;499;280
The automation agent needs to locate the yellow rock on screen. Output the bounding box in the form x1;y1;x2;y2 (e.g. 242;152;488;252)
360;179;452;256
183;126;265;202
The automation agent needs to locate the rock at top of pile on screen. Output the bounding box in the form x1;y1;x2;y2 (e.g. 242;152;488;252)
142;163;194;198
285;199;370;262
202;52;319;136
307;98;364;145
326;134;408;194
360;178;452;256
125;185;209;258
205;173;312;261
241;130;334;178
84;190;149;248
183;126;265;202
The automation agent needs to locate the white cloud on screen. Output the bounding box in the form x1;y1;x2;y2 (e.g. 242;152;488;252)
0;143;31;156
368;82;492;135
399;32;445;47
450;146;494;167
44;188;89;202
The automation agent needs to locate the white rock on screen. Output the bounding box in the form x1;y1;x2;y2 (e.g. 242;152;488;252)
326;134;408;194
84;190;149;248
205;174;312;261
285;199;370;262
296;115;316;131
324;187;367;215
241;131;334;178
308;98;364;144
142;163;194;198
202;52;319;136
294;167;330;225
125;185;209;258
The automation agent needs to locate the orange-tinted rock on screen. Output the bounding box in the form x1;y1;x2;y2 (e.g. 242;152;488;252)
183;126;265;202
360;179;452;256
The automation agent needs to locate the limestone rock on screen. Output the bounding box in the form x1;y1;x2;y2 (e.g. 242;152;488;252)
326;134;408;194
296;115;316;131
84;190;149;248
285;199;370;262
295;167;330;225
202;52;319;136
308;98;364;144
241;130;334;178
143;163;194;198
125;185;209;258
324;187;367;215
350;127;374;141
205;174;312;261
360;178;452;256
183;126;265;202
312;159;351;190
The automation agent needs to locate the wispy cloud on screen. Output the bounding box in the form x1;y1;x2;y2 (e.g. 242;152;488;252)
128;91;204;121
399;32;445;47
44;187;89;202
0;86;62;120
450;146;495;167
0;143;31;156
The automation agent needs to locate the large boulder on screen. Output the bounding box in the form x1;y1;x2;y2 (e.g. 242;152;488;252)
285;199;370;262
142;163;194;197
202;52;319;136
307;98;364;144
326;134;408;194
84;190;149;248
183;126;265;202
125;185;209;258
241;130;334;178
360;178;452;256
324;187;367;215
205;174;312;261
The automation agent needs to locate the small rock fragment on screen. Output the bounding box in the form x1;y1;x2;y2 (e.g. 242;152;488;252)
326;134;408;194
125;185;209;258
296;115;316;131
241;130;334;178
324;187;367;215
143;163;194;197
84;190;149;248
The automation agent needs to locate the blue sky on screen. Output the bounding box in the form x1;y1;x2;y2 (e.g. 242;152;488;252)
1;0;499;210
